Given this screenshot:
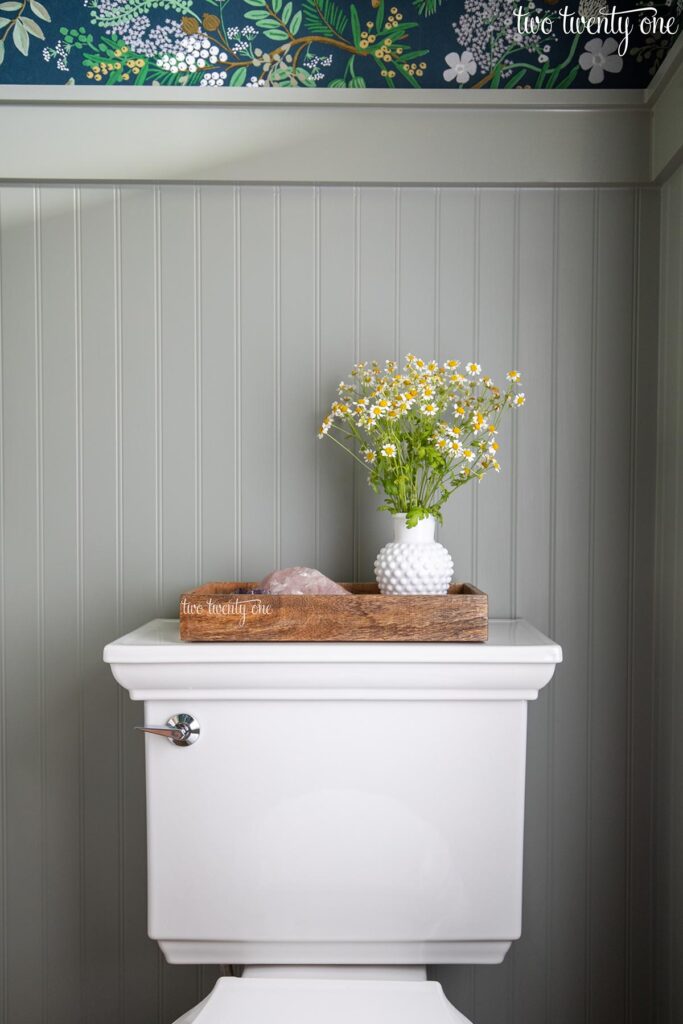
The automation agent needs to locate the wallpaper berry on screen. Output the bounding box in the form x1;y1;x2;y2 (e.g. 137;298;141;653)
0;0;679;88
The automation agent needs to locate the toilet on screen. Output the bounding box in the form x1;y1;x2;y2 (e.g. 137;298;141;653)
104;617;561;1022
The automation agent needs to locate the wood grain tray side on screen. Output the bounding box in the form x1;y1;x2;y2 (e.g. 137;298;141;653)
179;581;488;643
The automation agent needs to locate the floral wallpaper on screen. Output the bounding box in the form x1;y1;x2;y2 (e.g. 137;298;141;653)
0;0;679;88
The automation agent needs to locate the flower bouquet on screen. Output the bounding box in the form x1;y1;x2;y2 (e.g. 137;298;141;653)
318;353;524;594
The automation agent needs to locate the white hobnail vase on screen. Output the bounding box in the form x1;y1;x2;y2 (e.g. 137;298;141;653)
374;514;454;596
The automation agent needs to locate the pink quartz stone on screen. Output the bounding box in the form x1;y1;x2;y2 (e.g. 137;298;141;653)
259;567;349;596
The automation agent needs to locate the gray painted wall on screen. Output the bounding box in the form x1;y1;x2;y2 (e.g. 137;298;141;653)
654;164;683;1024
0;184;660;1024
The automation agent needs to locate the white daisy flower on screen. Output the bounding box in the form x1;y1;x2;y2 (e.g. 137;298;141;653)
466;362;482;376
381;443;397;458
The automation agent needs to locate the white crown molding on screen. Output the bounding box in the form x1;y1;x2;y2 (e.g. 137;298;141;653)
0;38;680;186
0;82;646;109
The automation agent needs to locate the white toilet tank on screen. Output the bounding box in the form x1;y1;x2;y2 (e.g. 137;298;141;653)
104;619;561;968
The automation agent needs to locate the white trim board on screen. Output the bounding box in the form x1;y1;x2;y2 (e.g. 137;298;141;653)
0;37;680;186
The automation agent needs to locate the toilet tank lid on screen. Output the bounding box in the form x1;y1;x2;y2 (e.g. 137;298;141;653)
103;619;561;702
104;617;561;664
180;978;471;1024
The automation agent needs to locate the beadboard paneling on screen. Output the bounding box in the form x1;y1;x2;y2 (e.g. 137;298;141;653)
0;183;659;1024
654;164;683;1024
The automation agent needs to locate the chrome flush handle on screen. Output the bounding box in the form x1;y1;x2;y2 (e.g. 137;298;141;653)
135;713;200;747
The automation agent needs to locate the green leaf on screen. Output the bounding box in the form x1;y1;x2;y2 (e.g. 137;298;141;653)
230;65;247;86
134;61;149;85
244;9;270;17
412;0;444;13
12;19;29;55
282;0;292;24
271;0;282;9
557;65;579;88
0;2;22;9
21;16;45;39
289;9;301;34
349;4;361;45
0;39;4;65
0;17;9;27
29;0;50;19
504;69;527;89
295;65;316;85
243;0;266;6
348;74;365;87
375;0;384;31
397;48;429;60
263;27;289;38
302;0;347;37
328;77;346;86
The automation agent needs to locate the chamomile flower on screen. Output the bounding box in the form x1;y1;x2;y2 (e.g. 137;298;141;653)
317;415;333;438
318;354;523;519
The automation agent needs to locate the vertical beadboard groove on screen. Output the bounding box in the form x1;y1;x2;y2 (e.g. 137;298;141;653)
472;188;481;590
510;189;520;621
507;187;521;1022
0;191;7;1024
0;182;666;1024
153;185;165;1024
352;185;361;582
546;185;560;1024
393;188;401;361
73;185;86;1024
625;187;641;1024
153;186;164;612
112;185;126;1024
194;187;203;584
433;189;440;362
233;186;242;581
274;186;282;569
313;185;321;569
33;186;47;1024
585;188;600;1024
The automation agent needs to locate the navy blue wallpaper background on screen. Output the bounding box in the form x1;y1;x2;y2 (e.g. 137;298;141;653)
0;0;679;88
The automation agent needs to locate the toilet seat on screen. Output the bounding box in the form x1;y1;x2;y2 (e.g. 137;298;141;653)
173;977;473;1023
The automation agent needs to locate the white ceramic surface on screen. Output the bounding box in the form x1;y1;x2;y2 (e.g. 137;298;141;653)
173;977;470;1024
104;620;561;970
374;515;454;595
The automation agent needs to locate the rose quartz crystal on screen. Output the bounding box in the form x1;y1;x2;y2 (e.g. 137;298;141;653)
259;567;349;596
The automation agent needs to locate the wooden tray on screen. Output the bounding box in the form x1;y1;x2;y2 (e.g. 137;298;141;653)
179;581;488;643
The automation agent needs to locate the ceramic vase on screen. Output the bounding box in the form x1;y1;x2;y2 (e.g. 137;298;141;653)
374;514;454;596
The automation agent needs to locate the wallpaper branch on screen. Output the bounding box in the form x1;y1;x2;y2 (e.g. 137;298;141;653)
0;0;679;87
